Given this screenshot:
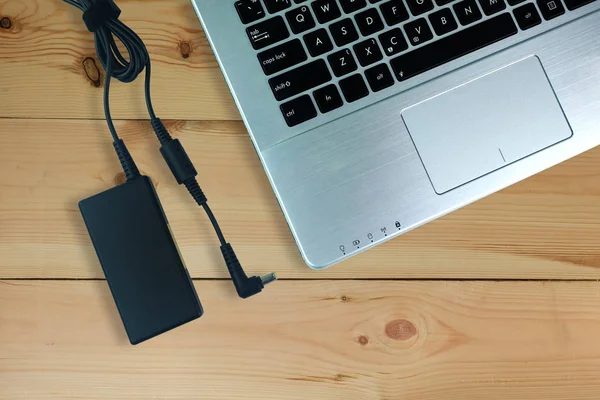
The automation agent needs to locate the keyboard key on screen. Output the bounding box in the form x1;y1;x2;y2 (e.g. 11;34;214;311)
246;17;290;50
327;48;359;76
365;63;395;92
286;5;316;33
264;0;292;13
353;38;383;66
507;0;526;5
429;8;458;35
313;84;344;113
478;0;507;14
436;0;457;5
330;18;360;46
454;0;483;25
312;0;342;23
537;0;565;19
304;28;334;57
404;18;434;46
235;0;266;24
280;95;317;126
390;13;517;81
269;59;332;100
379;28;408;56
406;0;435;15
257;39;307;75
339;0;368;13
355;8;385;36
339;74;369;102
513;3;541;29
564;0;596;9
370;0;386;3
380;0;410;25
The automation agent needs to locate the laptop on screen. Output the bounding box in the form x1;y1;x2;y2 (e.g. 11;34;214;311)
190;0;600;269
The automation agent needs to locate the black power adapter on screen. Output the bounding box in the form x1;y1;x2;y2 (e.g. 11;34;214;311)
80;176;203;345
64;0;277;344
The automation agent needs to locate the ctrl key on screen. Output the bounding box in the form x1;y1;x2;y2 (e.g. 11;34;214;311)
280;95;317;127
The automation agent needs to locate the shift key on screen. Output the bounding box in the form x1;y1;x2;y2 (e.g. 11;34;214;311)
269;59;332;101
246;16;290;50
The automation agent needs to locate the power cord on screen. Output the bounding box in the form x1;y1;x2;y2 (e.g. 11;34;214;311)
64;0;277;299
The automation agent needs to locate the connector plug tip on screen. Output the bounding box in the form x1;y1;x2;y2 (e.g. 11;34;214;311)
260;273;277;286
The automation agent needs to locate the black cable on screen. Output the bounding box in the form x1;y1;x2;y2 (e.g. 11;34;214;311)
144;63;157;120
65;0;150;137
64;0;276;298
203;203;227;247
102;37;118;142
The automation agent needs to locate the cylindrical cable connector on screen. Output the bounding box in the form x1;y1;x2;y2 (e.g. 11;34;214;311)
113;139;141;181
221;242;277;299
151;118;172;146
184;178;208;206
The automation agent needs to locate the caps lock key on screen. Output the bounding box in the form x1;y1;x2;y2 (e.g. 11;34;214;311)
258;39;307;75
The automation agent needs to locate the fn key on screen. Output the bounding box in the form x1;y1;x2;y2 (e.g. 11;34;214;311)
280;95;317;127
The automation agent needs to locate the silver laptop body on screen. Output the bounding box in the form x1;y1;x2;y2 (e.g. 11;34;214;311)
190;0;600;269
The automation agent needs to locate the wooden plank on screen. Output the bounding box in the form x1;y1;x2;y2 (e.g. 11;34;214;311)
2;280;600;399
2;118;600;279
0;0;239;120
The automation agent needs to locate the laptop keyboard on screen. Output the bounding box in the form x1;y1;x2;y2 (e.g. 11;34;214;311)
235;0;597;127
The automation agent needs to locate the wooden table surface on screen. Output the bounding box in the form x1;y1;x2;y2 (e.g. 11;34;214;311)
2;0;600;399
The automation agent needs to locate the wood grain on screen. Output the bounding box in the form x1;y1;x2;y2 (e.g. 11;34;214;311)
0;0;239;120
2;119;600;279
3;0;600;398
3;280;600;400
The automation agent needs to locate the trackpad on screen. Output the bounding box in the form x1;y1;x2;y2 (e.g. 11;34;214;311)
402;56;572;195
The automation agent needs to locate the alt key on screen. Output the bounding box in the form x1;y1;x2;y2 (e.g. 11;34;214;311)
280;95;318;127
513;3;541;29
